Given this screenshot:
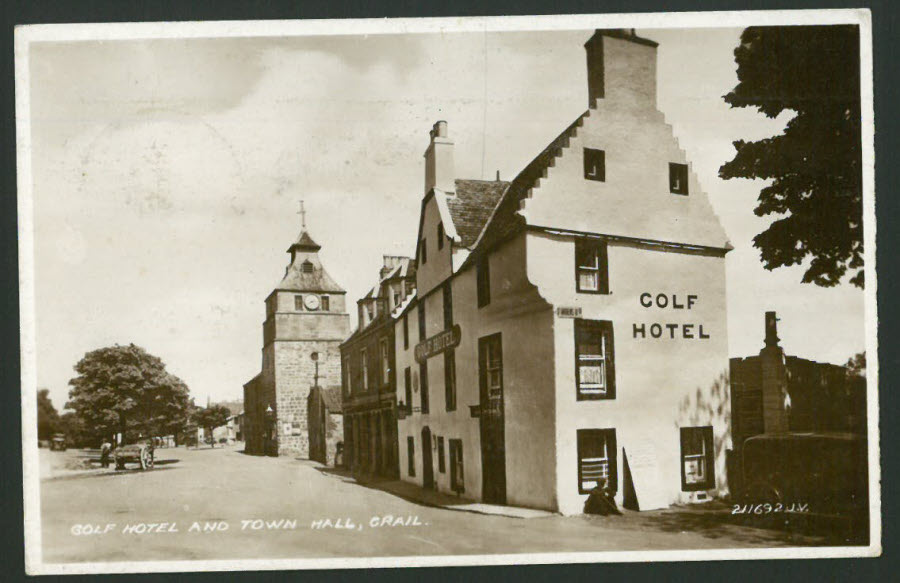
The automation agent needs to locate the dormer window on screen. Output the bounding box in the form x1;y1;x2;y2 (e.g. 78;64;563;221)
301;260;314;273
437;223;444;250
584;148;605;182
669;163;688;195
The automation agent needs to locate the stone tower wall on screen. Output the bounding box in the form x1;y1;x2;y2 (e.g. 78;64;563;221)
272;339;345;457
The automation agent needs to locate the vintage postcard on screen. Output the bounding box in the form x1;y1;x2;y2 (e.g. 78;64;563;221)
17;9;879;575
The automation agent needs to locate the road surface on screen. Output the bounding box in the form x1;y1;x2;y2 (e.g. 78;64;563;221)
38;445;829;565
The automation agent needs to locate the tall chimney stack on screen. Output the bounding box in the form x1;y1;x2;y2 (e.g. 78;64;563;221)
584;29;658;109
424;120;455;194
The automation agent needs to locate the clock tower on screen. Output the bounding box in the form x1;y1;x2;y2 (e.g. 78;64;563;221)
243;213;351;458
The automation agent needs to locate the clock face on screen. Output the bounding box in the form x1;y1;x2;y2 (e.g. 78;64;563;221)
303;295;320;310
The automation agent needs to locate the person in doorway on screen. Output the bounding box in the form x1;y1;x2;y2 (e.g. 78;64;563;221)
584;477;622;516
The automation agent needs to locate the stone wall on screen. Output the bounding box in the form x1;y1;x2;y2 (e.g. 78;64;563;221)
273;340;343;457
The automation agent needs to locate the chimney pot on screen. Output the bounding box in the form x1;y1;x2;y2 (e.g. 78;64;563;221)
434;120;448;138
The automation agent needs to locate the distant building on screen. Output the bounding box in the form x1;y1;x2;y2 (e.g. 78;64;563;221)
212;413;244;444
244;220;351;457
340;256;416;479
393;29;732;515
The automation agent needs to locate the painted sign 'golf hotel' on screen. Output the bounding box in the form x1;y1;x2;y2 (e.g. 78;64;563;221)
341;29;733;515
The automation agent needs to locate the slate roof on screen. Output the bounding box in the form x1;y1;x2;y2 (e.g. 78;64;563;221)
277;262;346;293
287;230;321;252
321;386;343;413
474;112;588;253
446;179;510;248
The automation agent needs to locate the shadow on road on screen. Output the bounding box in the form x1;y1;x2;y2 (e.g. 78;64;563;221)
313;465;482;511
44;465;180;482
153;459;180;466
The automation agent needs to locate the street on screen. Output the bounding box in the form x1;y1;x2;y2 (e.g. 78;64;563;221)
39;445;831;564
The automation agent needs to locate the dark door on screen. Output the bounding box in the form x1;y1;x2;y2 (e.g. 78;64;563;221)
422;426;434;489
478;333;506;504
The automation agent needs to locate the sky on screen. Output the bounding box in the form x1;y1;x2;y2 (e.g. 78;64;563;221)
26;27;867;411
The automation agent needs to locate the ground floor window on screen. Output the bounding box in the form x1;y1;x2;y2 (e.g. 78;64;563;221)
680;426;715;491
437;436;445;473
407;436;415;477
577;428;617;494
449;439;464;493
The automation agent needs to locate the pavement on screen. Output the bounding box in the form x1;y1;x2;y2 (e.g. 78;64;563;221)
37;444;839;565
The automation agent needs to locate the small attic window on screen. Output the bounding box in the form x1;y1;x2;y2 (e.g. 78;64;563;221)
584;148;605;182
301;260;314;273
669;163;689;195
437;223;444;250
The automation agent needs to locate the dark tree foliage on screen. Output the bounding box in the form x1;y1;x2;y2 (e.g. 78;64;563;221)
845;351;866;378
66;344;192;444
194;405;231;447
720;25;863;288
37;389;60;440
57;412;90;447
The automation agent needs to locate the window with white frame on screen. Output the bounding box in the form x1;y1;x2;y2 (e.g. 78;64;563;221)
360;348;369;391
575;319;615;400
680;426;715;491
380;337;390;386
575;239;609;294
577;428;617;494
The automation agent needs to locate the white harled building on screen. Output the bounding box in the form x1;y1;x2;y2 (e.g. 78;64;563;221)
388;29;732;515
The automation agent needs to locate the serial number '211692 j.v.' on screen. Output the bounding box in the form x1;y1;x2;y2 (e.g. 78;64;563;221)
731;502;810;515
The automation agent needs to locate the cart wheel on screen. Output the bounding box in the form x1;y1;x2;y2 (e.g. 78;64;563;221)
140;447;154;470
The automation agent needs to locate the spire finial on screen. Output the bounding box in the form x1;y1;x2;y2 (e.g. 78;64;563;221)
298;200;307;230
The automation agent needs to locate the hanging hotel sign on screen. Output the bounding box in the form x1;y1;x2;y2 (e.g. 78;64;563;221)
414;324;461;363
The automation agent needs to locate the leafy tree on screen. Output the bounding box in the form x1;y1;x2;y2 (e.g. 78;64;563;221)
37;388;60;440
57;411;90;448
66;344;191;444
845;351;866;378
720;25;863;288
194;405;230;448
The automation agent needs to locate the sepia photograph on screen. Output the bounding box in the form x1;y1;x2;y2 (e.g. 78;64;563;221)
16;9;878;575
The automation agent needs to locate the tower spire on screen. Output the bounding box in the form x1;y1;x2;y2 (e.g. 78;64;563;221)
298;200;306;230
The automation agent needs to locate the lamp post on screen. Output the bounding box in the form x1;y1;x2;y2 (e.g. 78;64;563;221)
264;404;275;457
310;351;320;388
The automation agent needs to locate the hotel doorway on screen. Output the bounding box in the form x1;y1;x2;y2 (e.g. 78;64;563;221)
421;426;434;489
479;333;506;505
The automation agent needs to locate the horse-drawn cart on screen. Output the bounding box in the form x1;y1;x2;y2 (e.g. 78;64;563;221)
114;443;154;470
